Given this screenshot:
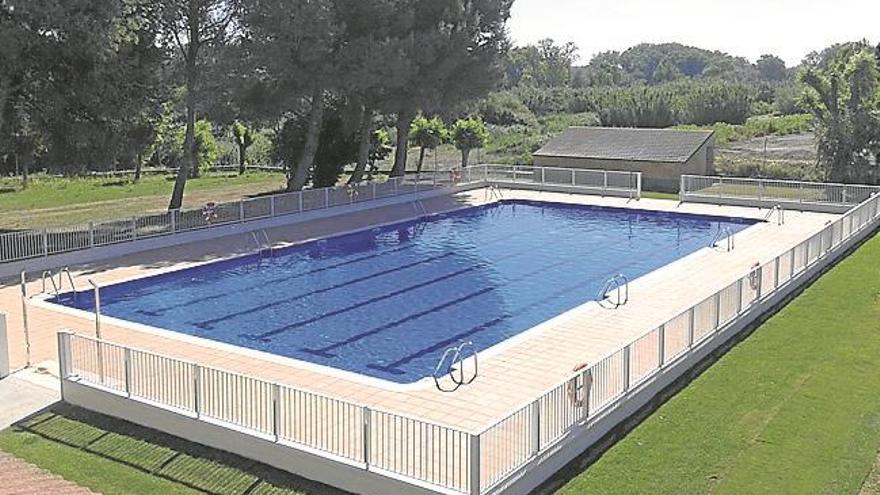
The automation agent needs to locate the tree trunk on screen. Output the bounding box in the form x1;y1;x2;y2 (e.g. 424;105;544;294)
417;147;426;174
461;148;471;169
348;109;373;185
20;144;32;190
390;110;414;178
134;150;143;183
169;12;200;210
287;88;324;191
0;78;10;140
238;143;246;175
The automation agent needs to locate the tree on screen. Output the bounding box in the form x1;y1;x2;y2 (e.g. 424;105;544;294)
409;116;447;173
801;48;880;182
756;54;787;82
244;0;340;191
231;121;254;174
175;119;218;173
387;0;513;178
503;39;578;88
451;117;488;168
146;0;242;209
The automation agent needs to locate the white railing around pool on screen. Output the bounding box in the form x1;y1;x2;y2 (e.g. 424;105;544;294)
58;188;880;494
1;165;643;266
680;174;880;209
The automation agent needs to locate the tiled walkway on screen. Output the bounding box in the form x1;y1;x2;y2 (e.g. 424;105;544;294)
0;451;95;495
0;188;837;433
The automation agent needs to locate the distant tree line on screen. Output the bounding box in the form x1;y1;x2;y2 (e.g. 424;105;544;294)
0;0;513;207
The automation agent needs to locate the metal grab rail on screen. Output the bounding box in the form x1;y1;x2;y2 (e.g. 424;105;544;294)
250;230;272;260
41;270;60;295
484;184;504;202
763;204;785;225
596;274;629;309
433;341;479;392
59;267;77;299
711;227;736;251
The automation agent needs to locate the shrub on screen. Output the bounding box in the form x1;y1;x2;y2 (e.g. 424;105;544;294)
480;92;538;127
451;117;489;167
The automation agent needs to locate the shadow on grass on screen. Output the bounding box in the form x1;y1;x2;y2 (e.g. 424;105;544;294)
10;403;350;495
0;187;17;194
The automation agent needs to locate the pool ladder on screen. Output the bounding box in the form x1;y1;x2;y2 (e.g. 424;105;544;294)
250;230;272;260
764;204;785;225
433;341;478;392
40;267;77;299
597;274;629;309
412;200;428;216
485;184;504;202
711;227;736;251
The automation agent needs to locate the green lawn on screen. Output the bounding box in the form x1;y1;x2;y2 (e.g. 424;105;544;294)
549;232;880;494
641;191;679;201
0;171;287;231
0;405;345;495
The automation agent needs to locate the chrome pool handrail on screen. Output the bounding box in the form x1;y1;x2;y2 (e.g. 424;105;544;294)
711;227;736;251
597;274;629;308
433;341;479;392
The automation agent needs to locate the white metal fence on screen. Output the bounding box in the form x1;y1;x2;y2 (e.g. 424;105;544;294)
60;332;479;494
474;184;880;493
680;175;880;208
0;165;642;265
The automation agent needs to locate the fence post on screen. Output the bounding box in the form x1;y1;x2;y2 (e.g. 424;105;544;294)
755;266;763;300
622;346;631;392
124;347;132;397
272;383;281;442
363;406;372;468
42;229;49;257
540;167;545;185
239;200;246;221
324;188;330;208
687;307;695;348
469;433;481;495
88;222;95;248
774;257;780;290
570;169;575;186
371;182;377;200
131;217;138;241
192;363;201;418
89;279;102;339
270;196;276;217
0;313;9;379
790;249;795;278
713;293;721;331
298;191;304;213
735;278;744;314
657;324;666;368
20;271;31;368
57;331;72;400
603;170;608;195
170;210;177;233
530;400;540;456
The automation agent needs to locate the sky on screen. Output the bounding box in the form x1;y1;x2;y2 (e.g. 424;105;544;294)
508;0;879;67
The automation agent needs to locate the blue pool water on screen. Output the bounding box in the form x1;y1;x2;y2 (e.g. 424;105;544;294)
53;200;757;384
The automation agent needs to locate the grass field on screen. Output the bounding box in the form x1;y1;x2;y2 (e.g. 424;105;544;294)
0;405;344;495
548;231;880;494
0;171;288;231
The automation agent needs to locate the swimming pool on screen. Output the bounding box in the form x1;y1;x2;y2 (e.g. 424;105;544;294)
51;200;758;384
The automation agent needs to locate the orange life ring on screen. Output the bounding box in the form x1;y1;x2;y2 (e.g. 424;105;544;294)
567;363;592;408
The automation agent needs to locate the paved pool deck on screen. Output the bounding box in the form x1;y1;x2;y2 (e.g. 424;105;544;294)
0;188;837;432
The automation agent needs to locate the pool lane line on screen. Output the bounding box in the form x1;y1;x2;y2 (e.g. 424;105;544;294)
366;253;655;378
296;241;622;357
217;221;608;340
131;207;527;316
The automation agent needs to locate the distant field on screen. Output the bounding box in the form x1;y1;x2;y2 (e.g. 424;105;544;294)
0;171;287;231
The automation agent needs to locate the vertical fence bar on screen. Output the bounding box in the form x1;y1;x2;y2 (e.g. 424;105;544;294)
272;383;281;442
42;229;49;257
530;400;540;456
687;307;695;347
88;222;95;247
469;434;481;495
657;324;666;367
193;363;201;418
20;271;31;368
363;406;371;468
123;347;133;397
622;346;631;392
713;293;721;331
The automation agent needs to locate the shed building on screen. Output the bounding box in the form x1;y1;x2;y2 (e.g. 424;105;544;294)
533;127;716;192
